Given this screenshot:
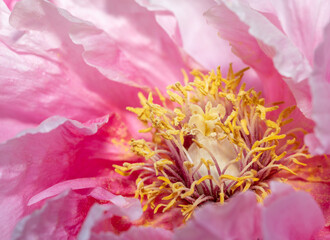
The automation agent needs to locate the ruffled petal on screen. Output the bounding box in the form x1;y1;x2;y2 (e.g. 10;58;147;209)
289;155;330;236
263;182;325;240
173;191;262;240
78;197;142;240
136;0;247;73
91;227;173;240
268;0;330;65
78;197;172;240
12;190;94;240
290;180;330;238
1;0;144;142
0;115;134;239
305;22;330;155
45;0;191;89
173;182;325;240
205;1;313;116
12;188;141;240
3;0;20;10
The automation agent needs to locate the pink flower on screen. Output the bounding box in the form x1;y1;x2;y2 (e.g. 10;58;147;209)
0;0;329;239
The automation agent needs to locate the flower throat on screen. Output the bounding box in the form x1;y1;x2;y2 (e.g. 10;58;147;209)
114;65;309;220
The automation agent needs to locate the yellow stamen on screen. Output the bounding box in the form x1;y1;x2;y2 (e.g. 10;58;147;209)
114;65;309;221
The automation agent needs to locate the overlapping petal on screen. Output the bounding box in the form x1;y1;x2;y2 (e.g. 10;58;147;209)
262;182;325;240
0;0;193;142
205;0;330;156
174;182;324;240
78;196;173;240
0;1;138;142
136;0;246;73
47;0;192;89
0;114;135;239
205;1;311;114
174;191;261;240
12;190;95;240
305;22;330;155
12;188;143;240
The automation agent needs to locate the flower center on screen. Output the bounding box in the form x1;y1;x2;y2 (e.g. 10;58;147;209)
114;66;310;220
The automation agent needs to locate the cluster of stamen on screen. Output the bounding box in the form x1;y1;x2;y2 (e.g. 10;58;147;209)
114;66;310;220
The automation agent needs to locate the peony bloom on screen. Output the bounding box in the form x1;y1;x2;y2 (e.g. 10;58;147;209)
0;0;329;240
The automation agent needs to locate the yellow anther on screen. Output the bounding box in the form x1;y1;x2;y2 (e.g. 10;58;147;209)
252;134;286;149
251;145;277;154
225;93;236;102
180;128;185;145
201;158;214;170
195;175;213;185
181;175;213;198
266;120;279;129
154;204;167;214
162;192;179;201
277;106;296;123
138;92;148;105
242;181;252;192
292;158;307;166
277;164;297;175
155;87;166;105
192;139;204;148
139;127;153;133
184;161;194;169
240;119;250;135
147;92;153;103
167;90;184;105
175;82;188;98
286;138;296;145
224;110;237;126
114;168;130;176
220;175;239;181
181;69;190;85
256;105;279;120
154;159;173;175
126;107;147;120
274;151;287;161
232;180;245;192
174;108;185;126
157;176;172;185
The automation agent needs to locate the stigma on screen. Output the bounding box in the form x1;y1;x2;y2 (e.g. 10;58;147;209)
114;65;310;220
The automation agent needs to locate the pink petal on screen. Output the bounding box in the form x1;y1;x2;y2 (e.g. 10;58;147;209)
263;182;325;240
47;0;191;89
12;190;94;240
0;115;132;239
305;22;330;155
1;0;144;142
205;1;312;117
78;198;172;240
137;0;247;73
289;155;330;236
27;178;107;206
173;191;262;240
89;227;173;240
13;188;140;240
204;3;291;106
269;0;330;66
290;181;330;238
3;0;20;10
140;208;184;231
173;182;325;239
78;198;143;240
